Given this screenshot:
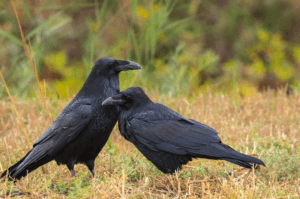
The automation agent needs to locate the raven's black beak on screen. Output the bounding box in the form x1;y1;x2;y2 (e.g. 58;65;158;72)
115;60;141;72
102;94;125;106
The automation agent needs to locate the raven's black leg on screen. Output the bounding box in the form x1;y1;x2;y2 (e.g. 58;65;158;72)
67;163;75;177
90;170;95;178
70;169;75;177
87;159;96;178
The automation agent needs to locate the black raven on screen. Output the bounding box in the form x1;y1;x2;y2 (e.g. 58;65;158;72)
1;58;141;181
102;87;265;174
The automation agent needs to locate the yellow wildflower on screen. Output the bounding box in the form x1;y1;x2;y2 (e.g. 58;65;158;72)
44;51;67;72
257;29;269;42
152;3;160;13
293;46;300;63
239;83;256;97
137;5;149;20
91;22;99;33
158;33;166;42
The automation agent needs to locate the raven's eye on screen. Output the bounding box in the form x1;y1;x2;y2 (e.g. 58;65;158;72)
108;63;114;68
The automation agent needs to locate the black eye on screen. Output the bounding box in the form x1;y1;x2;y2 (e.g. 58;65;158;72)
108;62;114;68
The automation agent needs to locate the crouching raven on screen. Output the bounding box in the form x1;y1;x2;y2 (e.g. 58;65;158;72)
102;87;265;174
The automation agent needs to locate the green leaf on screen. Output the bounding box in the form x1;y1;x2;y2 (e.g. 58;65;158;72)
0;31;22;46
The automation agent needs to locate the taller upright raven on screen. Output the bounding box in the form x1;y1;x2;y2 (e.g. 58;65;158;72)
102;87;265;174
1;58;141;181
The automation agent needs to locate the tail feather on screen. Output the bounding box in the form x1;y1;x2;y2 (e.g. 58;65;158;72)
1;149;53;181
1;150;32;180
191;143;265;169
219;143;265;168
221;157;263;168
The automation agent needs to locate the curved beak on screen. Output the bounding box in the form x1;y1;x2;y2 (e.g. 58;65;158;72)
102;94;126;106
115;60;142;72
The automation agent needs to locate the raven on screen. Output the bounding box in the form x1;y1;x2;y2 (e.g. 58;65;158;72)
102;87;265;174
1;58;141;181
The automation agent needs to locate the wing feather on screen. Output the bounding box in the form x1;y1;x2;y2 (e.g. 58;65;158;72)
121;102;264;173
127;104;222;158
33;101;92;156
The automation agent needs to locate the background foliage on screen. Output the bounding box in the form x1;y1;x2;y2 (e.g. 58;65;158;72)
1;1;300;198
1;0;300;99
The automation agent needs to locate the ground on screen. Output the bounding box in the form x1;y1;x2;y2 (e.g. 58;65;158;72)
1;89;300;198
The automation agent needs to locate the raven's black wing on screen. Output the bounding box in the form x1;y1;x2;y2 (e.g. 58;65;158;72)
120;103;219;173
10;101;92;178
33;101;92;154
126;103;221;156
124;103;264;173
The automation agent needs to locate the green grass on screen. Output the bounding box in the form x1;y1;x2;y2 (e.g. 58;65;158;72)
1;89;300;198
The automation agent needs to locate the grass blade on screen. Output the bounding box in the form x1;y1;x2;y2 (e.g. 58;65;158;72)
0;71;31;148
0;31;23;46
21;0;33;22
11;0;53;121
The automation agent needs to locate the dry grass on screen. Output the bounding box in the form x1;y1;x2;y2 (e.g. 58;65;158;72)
1;89;300;198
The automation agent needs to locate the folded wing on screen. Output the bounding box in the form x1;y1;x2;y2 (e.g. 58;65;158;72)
3;101;92;179
124;104;264;173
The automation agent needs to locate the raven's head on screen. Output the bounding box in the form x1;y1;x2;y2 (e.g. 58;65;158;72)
92;58;141;77
102;87;151;110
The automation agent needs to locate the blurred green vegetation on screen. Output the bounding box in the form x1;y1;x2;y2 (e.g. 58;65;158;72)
1;0;300;99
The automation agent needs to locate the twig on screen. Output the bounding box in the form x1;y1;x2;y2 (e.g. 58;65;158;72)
0;72;31;148
10;0;52;121
122;169;125;199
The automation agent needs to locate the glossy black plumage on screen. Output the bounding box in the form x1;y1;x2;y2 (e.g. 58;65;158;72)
1;58;141;181
102;87;265;174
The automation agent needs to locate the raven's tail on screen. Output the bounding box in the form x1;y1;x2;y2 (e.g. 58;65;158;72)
1;149;53;181
219;143;265;168
1;150;32;180
193;143;265;169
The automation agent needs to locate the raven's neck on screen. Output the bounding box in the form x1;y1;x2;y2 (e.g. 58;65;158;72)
118;108;132;139
118;100;152;124
75;75;120;101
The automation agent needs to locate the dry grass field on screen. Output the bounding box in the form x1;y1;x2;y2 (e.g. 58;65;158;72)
1;89;300;198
